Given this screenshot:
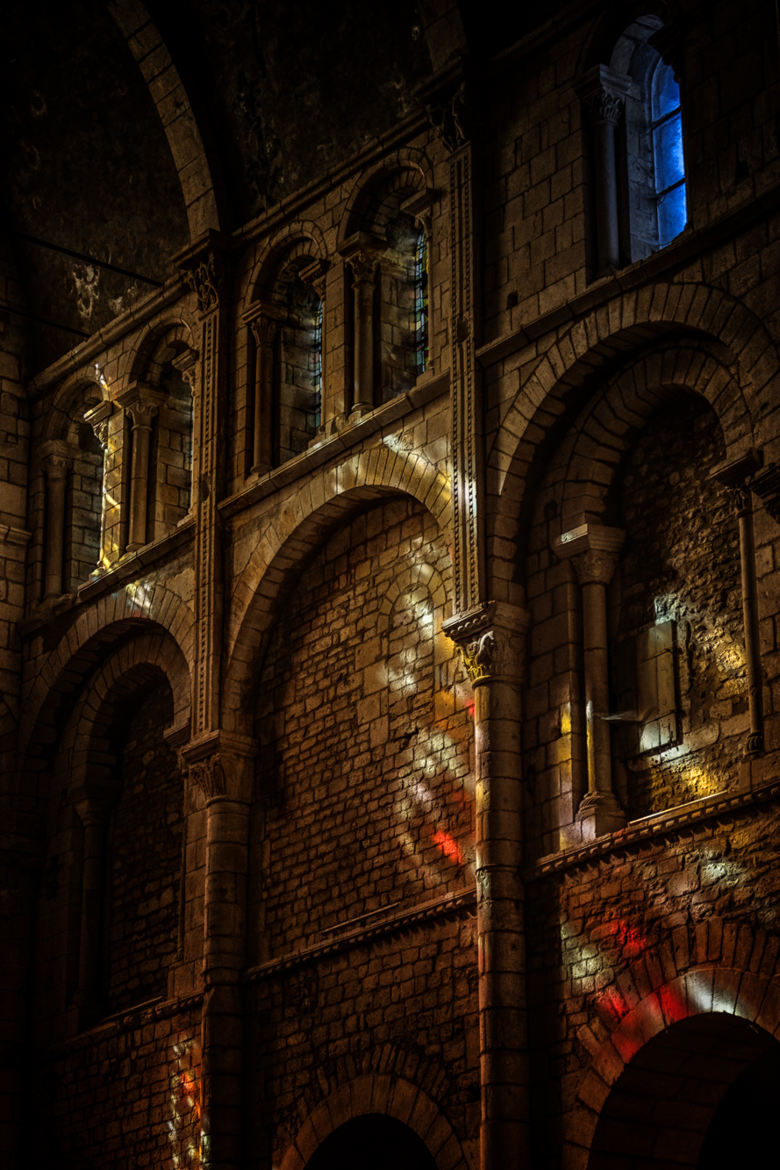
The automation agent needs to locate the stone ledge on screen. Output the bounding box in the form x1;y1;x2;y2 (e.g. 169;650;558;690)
534;770;780;877
477;179;780;368
19;518;196;637
219;369;450;519
243;887;475;981
54;990;204;1055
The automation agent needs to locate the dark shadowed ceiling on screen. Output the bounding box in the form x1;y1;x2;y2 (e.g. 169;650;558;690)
0;0;568;373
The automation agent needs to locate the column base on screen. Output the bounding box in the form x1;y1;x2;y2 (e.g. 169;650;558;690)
575;789;626;840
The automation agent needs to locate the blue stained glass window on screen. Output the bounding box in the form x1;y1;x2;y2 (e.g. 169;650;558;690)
650;60;687;247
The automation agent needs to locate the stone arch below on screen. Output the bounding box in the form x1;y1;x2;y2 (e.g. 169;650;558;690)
551;341;747;530
493;282;779;532
223;447;451;727
567;961;780;1170
279;1073;470;1170
63;630;191;792
20;586;195;774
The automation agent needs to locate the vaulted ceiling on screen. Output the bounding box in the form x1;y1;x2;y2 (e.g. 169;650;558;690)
0;0;563;372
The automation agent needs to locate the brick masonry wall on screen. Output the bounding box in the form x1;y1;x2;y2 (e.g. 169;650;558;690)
40;1005;201;1169
609;396;744;817
526;802;780;1165
251;496;473;960
247;914;479;1168
106;678;182;1013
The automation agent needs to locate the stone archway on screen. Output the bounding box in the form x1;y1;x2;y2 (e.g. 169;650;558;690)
588;1012;780;1169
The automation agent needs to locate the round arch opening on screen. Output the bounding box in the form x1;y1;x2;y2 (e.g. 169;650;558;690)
304;1113;437;1170
588;1012;780;1169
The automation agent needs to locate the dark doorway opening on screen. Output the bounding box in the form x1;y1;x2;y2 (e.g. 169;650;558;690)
588;1012;780;1169
304;1113;437;1170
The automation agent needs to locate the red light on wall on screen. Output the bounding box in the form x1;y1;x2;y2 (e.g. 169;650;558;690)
433;828;463;865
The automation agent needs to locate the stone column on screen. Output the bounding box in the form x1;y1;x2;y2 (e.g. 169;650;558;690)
84;400;113;572
581;67;631;275
176;230;231;739
341;233;383;415
172;346;200;516
183;734;255;1170
555;523;626;838
711;452;768;757
300;258;328;431
242;301;283;474
40;440;73;600
117;385;164;551
444;601;529;1170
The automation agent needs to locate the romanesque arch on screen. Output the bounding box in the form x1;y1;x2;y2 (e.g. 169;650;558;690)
20;586;195;772
279;1069;471;1170
492;281;779;535
108;0;221;238
566;952;780;1169
223;445;451;725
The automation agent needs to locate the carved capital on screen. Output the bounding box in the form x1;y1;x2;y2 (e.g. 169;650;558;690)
710;448;778;519
443;600;528;685
181;732;256;805
84;399;113;449
554;523;625;586
748;463;780;523
299;258;330;301
340;232;384;284
116;383;166;429
171;347;200;395
426;80;469;152
174;230;231;315
243;300;284;346
400;189;436;238
579;65;632;126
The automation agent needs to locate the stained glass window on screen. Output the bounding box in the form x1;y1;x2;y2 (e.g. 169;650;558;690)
651;61;687;247
414;230;428;374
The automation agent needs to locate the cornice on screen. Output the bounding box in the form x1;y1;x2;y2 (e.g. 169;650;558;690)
243;888;475;981
533;772;780;878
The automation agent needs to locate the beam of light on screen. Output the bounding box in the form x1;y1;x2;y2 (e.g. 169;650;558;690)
168;1036;202;1167
125;581;153;611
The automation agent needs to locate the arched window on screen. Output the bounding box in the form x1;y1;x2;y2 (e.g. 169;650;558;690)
650;58;686;246
243;250;325;475
585;17;687;275
340;170;433;415
413;227;428;375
